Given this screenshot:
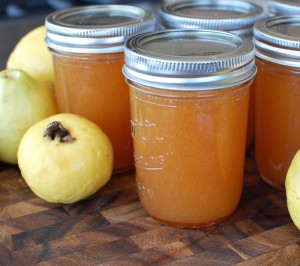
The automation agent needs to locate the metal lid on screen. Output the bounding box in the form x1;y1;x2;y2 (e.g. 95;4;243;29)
269;0;300;15
253;15;300;67
159;0;264;36
45;5;156;53
123;29;256;90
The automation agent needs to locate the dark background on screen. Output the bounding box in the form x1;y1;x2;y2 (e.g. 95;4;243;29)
0;0;161;69
0;0;161;21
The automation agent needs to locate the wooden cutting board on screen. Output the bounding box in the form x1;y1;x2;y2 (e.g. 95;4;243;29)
0;148;299;265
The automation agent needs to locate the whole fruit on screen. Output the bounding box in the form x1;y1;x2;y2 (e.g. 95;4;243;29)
17;113;114;204
0;69;57;164
286;149;300;230
7;25;55;92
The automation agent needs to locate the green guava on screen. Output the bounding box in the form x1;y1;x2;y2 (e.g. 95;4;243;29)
0;69;57;164
17;113;114;204
286;150;300;230
7;25;55;93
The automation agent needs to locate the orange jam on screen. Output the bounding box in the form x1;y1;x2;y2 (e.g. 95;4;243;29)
51;52;133;173
246;85;255;148
123;29;256;227
159;0;264;150
253;16;300;190
254;58;300;189
129;82;251;227
45;5;156;173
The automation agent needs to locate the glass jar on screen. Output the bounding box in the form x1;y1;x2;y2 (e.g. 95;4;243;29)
46;5;156;173
123;29;256;227
253;15;300;190
269;0;300;16
159;0;264;149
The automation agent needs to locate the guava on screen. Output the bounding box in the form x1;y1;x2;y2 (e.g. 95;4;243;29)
7;25;55;93
17;113;114;204
0;69;57;164
286;149;300;230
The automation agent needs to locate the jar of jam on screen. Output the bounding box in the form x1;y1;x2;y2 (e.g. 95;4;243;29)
159;0;264;149
46;5;156;173
253;15;300;190
123;29;256;227
269;0;300;16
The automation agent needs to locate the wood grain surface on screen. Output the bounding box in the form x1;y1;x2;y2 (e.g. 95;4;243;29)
0;148;300;266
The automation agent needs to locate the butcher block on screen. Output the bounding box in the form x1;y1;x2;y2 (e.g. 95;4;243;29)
0;148;300;265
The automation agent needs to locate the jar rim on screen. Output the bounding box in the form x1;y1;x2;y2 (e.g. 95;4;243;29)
159;0;264;32
253;15;300;67
123;29;256;90
45;5;156;54
269;0;300;15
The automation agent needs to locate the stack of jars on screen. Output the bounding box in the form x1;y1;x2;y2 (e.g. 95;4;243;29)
45;0;300;228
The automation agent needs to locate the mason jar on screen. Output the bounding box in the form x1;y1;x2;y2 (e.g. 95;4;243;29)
159;0;264;149
123;29;256;227
45;5;156;173
253;15;300;190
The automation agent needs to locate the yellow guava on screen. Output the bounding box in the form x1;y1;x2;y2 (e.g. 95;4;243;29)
0;69;57;164
7;25;55;93
17;113;114;204
286;150;300;230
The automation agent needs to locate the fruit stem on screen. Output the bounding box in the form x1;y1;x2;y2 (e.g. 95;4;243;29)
43;121;76;143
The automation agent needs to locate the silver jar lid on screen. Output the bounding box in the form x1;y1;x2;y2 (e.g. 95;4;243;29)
45;5;156;53
253;15;300;67
123;29;256;90
269;0;300;15
159;0;264;36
